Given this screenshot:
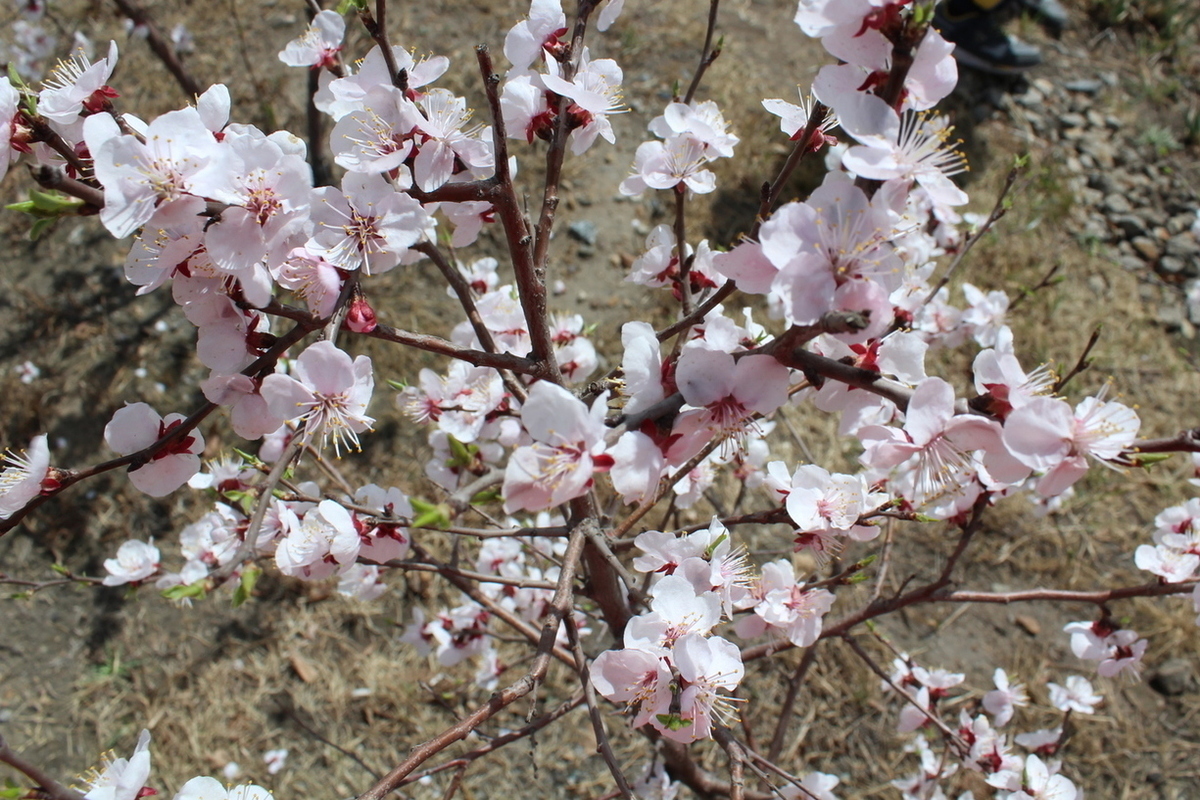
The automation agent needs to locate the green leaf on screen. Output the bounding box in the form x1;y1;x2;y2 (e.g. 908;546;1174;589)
162;580;209;601
470;486;501;505
50;562;69;576
232;565;262;607
655;713;692;731
1126;452;1173;468
410;498;451;529
336;0;366;12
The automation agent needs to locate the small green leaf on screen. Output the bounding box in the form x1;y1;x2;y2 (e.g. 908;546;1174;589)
336;0;366;12
410;498;451;529
232;565;262;607
655;713;692;731
162;580;209;601
50;562;69;576
1127;452;1173;468
471;486;501;505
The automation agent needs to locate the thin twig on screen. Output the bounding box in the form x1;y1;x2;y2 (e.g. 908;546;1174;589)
110;0;203;98
682;0;722;104
0;735;86;800
1051;326;1102;395
765;643;820;764
565;614;634;799
922;162;1021;307
356;518;593;800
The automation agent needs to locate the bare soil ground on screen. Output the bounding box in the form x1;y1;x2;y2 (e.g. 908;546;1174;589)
1;0;1199;798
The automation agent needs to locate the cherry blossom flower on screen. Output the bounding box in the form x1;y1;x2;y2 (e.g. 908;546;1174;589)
982;668;1028;727
409;88;493;191
82;729;153;800
38;40;118;130
502;381;611;513
102;539;161;586
85;106;234;239
317;43;447;120
1002;392;1140;497
668;633;745;741
263;749;288;775
762;86;838;143
647;100;738;159
104;403;204;497
1;434;51;518
0;76;20;183
278;9;344;68
540;51;625;155
174;777;273;800
782;773;840;800
261;340;375;455
308;172;434;274
841;111;969;207
859;378;1025;503
590;646;674;730
504;0;567;72
1062;619;1147;679
275;499;360;580
1046;675;1102;714
1011;754;1078;800
620;136;716;196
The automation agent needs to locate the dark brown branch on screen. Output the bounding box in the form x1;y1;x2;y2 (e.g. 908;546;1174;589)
682;0;722;105
393;693;585;788
922;162;1021;306
110;0;203;98
0;735;87;800
366;324;541;375
356;519;592;800
765;643;820;764
565;614;634;799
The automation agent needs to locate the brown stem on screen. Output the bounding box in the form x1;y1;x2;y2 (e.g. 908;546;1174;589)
923;163;1020;306
0;735;86;800
765;643;820;764
682;0;722;105
393;693;585;788
110;0;203;98
564;614;634;799
355;518;591;800
366;324;541;375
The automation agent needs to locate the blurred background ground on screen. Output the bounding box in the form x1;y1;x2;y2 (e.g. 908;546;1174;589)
0;0;1199;798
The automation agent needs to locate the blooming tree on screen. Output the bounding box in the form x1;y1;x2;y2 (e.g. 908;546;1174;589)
1;1;1198;799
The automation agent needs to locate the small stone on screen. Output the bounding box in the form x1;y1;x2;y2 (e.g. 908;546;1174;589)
576;245;596;259
1102;194;1133;215
1116;255;1146;271
1160;304;1185;329
1132;237;1162;261
1087;172;1115;193
1016;87;1044;107
1166;234;1200;259
1014;615;1041;636
1168;213;1196;235
1158;255;1186;275
1064;78;1104;94
1149;658;1195;697
1058;112;1087;128
1099;71;1119;87
1106;115;1123;129
1110;215;1147;238
567;220;598;246
1086;110;1106;128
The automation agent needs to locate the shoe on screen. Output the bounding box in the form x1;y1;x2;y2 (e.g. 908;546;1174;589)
1017;0;1068;36
933;7;1043;76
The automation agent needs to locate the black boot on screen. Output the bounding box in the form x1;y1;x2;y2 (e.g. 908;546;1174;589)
934;2;1043;76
